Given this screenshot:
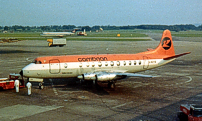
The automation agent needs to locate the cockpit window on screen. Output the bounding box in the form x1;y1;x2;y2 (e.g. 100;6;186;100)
36;61;42;64
32;60;42;64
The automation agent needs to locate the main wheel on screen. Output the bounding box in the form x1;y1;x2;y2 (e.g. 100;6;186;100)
93;79;99;87
108;82;115;89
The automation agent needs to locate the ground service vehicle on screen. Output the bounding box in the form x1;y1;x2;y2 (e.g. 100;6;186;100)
47;38;66;47
0;73;25;90
178;104;202;121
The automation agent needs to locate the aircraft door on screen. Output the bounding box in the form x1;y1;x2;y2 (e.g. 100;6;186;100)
143;56;149;69
49;59;61;74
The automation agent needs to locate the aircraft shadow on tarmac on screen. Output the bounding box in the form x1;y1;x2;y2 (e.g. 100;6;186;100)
31;78;110;95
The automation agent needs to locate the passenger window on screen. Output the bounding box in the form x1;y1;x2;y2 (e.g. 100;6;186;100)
123;61;126;66
64;63;68;68
86;63;89;67
98;62;102;67
110;61;114;66
79;63;82;67
134;61;136;65
129;61;131;65
117;61;120;66
139;61;141;65
92;63;95;67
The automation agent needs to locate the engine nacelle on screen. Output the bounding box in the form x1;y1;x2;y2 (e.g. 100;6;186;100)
96;74;117;81
77;73;127;82
77;73;96;80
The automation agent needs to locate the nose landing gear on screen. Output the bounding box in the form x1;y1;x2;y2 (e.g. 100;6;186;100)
39;82;44;89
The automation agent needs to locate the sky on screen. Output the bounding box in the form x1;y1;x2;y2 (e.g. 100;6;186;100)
0;0;202;26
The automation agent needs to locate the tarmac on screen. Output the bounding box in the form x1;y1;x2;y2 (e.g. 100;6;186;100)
0;34;201;121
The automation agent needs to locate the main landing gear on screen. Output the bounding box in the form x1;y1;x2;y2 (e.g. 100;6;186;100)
108;81;116;89
79;79;116;89
93;79;99;88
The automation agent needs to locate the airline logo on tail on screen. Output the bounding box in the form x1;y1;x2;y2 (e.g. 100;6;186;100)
162;37;172;50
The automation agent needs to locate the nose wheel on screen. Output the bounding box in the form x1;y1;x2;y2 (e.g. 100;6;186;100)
39;82;44;89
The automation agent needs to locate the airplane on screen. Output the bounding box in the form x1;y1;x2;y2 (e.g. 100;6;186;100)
20;30;190;89
40;32;75;37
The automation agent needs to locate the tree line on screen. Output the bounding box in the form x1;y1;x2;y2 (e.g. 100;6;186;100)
1;24;202;32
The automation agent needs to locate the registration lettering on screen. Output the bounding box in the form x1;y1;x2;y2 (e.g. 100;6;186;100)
150;61;156;63
62;72;73;74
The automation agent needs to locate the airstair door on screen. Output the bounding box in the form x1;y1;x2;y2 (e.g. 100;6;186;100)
49;59;60;74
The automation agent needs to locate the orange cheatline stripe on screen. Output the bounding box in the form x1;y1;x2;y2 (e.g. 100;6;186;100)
34;54;167;64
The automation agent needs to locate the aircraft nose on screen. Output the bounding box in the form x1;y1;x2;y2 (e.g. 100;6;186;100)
20;70;23;77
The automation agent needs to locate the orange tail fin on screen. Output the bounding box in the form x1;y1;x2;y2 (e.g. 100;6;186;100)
154;29;175;56
142;30;190;59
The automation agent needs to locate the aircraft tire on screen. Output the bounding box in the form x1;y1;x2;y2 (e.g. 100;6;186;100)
39;82;43;89
39;85;44;89
108;82;116;89
80;79;84;85
94;76;99;88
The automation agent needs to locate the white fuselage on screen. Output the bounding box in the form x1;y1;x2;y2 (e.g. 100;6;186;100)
41;32;74;37
21;58;175;79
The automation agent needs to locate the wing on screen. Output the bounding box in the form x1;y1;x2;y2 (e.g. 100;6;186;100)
117;72;155;77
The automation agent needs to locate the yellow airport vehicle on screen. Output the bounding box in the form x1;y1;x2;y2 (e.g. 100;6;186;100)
47;38;66;47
